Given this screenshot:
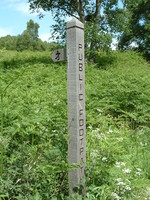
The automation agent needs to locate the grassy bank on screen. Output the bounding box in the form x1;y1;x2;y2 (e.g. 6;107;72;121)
0;50;150;199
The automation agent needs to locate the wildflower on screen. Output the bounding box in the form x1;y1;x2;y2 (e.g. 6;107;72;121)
111;192;121;200
136;168;142;176
92;128;100;133
125;185;131;191
117;181;125;186
90;150;98;159
102;157;107;162
88;125;92;129
95;132;106;141
107;129;113;134
140;142;144;147
115;162;121;168
96;133;102;140
136;171;141;176
116;178;122;182
147;187;150;191
115;161;126;168
121;162;126;166
136;168;142;172
123;168;131;174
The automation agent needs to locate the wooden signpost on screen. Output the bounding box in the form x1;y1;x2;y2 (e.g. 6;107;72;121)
51;18;86;198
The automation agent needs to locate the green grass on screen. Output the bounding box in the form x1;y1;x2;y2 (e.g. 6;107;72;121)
0;50;150;199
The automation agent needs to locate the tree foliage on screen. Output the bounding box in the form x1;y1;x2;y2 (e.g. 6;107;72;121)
28;0;150;57
1;1;150;56
117;0;150;56
16;19;41;51
28;0;123;58
29;0;100;23
27;19;39;41
0;35;18;50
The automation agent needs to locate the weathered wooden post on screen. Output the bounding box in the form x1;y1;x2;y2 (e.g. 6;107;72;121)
51;18;86;198
67;18;86;197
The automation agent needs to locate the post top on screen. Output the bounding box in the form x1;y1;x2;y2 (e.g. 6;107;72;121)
67;18;84;29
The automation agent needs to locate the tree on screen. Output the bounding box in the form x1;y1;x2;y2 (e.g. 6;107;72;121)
16;31;31;51
0;35;18;50
29;0;121;57
27;19;39;41
16;19;40;51
29;0;101;24
28;0;102;44
117;0;150;56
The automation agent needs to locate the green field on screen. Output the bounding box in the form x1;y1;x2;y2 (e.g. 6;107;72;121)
0;50;150;199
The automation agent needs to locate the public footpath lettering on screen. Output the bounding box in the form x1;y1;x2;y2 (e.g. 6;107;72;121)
78;43;85;181
66;18;86;197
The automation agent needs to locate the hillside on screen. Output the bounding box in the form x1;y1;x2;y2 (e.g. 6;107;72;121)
0;50;150;199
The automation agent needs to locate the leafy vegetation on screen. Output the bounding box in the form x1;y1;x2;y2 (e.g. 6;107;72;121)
0;50;150;199
118;0;150;56
28;0;150;58
29;0;114;56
